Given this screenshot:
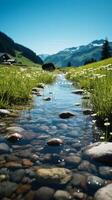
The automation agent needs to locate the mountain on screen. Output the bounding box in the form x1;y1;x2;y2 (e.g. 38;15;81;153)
0;32;43;65
39;54;50;61
44;39;112;67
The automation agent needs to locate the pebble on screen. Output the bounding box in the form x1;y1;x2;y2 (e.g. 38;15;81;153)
34;187;55;200
54;190;72;200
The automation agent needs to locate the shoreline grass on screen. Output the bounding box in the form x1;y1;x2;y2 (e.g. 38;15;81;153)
0;65;55;108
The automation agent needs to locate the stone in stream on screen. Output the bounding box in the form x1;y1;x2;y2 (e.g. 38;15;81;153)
35;167;72;185
0;181;18;198
72;89;84;95
6;126;25;133
73;192;87;200
0;143;10;154
54;190;72;200
59;112;75;119
70;173;87;190
10;169;25;183
99;166;112;179
83;109;93;115
0;109;10;117
64;155;81;166
6;133;23;142
47;138;64;146
87;175;105;192
34;187;55;200
83;142;112;164
94;183;112;200
43;97;51;101
78;160;97;173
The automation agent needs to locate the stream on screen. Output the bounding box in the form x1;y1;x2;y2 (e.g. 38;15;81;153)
0;74;111;200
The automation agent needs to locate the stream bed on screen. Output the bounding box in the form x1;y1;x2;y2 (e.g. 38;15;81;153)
0;74;111;200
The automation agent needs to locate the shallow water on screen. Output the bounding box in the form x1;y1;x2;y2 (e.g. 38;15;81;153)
0;74;111;200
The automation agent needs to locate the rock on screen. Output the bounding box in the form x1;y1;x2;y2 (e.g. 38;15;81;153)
78;160;97;173
71;173;87;190
0;181;18;197
6;126;25;133
64;155;81;166
75;103;81;106
0;143;10;154
87;175;105;192
6;133;23;142
99;166;112;178
0;109;10;117
10;169;25;183
59;112;75;119
72;89;84;95
16;184;31;195
73;192;87;200
83;142;112;164
47;138;64;146
35;167;72;185
5;161;22;169
43;97;51;101
0;174;8;182
83;109;93;115
54;190;71;200
34;187;55;200
37;83;44;88
24;190;35;200
22;159;33;167
94;183;112;200
32;87;40;92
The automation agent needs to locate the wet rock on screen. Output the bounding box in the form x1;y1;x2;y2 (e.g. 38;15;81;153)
0;143;10;154
83;109;93;115
54;190;71;200
58;123;68;129
0;174;8;182
71;173;87;190
24;190;35;200
94;183;112;200
59;112;75;119
32;87;40;92
0;181;18;197
43;97;51;101
6;133;23;142
34;187;55;200
83;142;112;164
37;83;44;88
5;161;22;169
10;169;25;183
6;126;25;133
78;160;97;173
22;159;33;167
87;175;105;192
35;167;72;185
99;166;112;178
73;192;87;200
72;89;84;95
64;155;81;166
15;184;31;195
75;103;81;106
47;138;64;146
0;109;10;117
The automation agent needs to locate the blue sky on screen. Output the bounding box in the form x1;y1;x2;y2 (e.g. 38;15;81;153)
0;0;112;54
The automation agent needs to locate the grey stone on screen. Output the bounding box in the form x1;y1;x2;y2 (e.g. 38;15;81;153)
87;175;105;192
34;187;55;200
10;169;25;183
0;143;10;154
94;183;112;200
0;181;18;197
54;190;71;200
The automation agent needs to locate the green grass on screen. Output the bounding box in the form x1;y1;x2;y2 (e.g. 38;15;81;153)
0;65;55;108
65;58;112;120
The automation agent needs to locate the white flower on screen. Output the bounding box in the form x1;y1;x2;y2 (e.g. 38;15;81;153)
100;136;105;140
104;122;110;126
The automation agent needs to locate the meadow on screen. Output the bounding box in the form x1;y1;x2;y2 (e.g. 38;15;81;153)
66;58;112;124
0;64;55;108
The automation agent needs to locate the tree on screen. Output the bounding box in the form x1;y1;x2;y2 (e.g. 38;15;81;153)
101;39;111;60
67;61;71;67
42;63;55;71
84;58;96;65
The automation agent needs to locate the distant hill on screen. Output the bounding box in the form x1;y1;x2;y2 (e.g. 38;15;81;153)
39;54;50;61
0;31;43;65
44;40;112;67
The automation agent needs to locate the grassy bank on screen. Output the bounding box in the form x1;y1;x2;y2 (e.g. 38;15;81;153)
66;58;112;123
0;65;55;108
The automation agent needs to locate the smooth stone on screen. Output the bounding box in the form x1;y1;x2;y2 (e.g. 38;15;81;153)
59;112;75;119
73;192;87;200
75;103;81;106
87;175;105;192
34;187;55;200
71;173;87;190
4;161;22;169
72;89;84;95
64;155;81;166
83;109;93;115
15;184;31;195
99;166;112;178
35;167;72;185
23;190;35;200
78;160;97;173
0;143;10;154
54;190;71;200
83;142;112;164
94;183;112;200
6;133;23;142
0;109;10;117
6;126;25;133
10;169;25;183
0;174;8;182
0;181;18;197
43;97;51;101
32;87;40;92
37;83;44;88
22;159;33;167
47;138;64;146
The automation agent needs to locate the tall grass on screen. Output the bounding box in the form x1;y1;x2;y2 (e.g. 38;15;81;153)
0;66;55;108
66;58;112;120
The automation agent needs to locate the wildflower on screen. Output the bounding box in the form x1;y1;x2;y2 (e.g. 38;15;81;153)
104;122;110;126
109;132;112;136
100;136;105;140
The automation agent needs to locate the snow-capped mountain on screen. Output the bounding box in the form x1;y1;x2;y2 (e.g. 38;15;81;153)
44;39;112;67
